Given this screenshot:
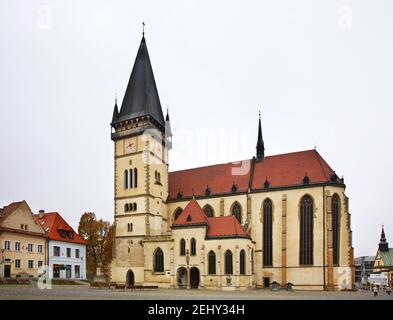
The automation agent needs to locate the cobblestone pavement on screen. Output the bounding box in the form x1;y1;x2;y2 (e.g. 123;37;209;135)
1;285;392;300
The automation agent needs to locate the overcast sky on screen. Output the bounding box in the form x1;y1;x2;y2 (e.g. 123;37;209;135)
1;0;392;256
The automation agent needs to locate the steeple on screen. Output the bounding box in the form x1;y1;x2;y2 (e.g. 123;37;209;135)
165;109;173;149
111;98;119;124
256;111;265;161
379;225;389;252
114;34;165;129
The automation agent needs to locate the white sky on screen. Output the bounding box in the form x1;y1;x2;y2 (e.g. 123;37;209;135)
1;0;392;256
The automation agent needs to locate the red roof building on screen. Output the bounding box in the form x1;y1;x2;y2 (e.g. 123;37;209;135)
172;199;250;239
34;212;86;245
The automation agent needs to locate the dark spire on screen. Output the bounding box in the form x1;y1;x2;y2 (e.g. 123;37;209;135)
381;225;386;242
256;111;265;161
165;108;172;149
379;224;389;252
165;108;170;122
111;98;119;124
115;35;165;128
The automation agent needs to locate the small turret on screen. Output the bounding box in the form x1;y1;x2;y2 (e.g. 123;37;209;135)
379;225;389;252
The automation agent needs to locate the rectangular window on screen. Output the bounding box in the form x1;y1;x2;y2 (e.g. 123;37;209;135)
4;240;11;250
38;245;43;253
24;224;28;230
27;244;33;252
127;223;133;232
15;259;21;268
66;248;71;258
53;264;60;278
53;246;60;257
20;224;24;230
15;242;21;251
75;249;80;259
75;265;80;278
66;265;72;279
28;260;33;269
38;261;43;268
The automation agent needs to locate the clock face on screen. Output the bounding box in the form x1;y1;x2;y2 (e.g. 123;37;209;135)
124;138;137;153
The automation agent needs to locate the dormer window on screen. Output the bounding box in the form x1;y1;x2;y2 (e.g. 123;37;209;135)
205;186;211;196
58;230;67;238
231;182;238;193
177;190;183;199
264;178;270;189
186;214;192;222
303;174;310;185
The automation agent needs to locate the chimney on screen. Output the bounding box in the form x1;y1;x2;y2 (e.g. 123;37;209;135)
39;209;45;218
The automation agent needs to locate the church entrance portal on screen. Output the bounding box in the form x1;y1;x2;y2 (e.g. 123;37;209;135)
177;267;187;288
190;267;200;289
126;269;135;287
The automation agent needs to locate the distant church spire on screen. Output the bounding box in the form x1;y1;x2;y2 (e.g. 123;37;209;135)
379;224;389;252
256;111;265;161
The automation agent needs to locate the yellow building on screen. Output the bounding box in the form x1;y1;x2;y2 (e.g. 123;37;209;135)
109;34;355;291
0;201;47;279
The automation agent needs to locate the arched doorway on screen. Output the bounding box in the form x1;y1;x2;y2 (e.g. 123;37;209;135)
126;269;135;287
177;267;187;288
190;267;200;289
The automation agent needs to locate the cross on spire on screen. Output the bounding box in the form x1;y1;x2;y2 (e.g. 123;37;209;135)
142;21;145;37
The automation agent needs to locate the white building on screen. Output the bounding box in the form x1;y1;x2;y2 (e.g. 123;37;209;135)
35;211;86;280
369;272;389;287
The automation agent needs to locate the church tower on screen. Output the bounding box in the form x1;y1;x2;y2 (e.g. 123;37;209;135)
110;33;171;283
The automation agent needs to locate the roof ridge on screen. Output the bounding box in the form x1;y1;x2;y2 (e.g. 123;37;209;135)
169;159;251;174
169;149;318;174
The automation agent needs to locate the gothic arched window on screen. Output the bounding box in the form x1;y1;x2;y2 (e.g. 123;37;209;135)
134;168;138;188
240;249;246;275
208;251;216;274
225;250;233;275
153;248;164;273
129;168;133;188
173;208;183;222
124;170;128;189
190;238;196;256
263;199;273;266
124;203;129;212
180;239;186;256
300;195;314;265
332;194;341;265
231;202;242;223
203;204;214;217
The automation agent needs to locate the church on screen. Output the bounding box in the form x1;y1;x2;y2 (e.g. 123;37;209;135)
109;33;355;291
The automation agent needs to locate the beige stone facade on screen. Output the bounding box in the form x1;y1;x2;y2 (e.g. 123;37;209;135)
0;201;47;278
109;123;354;290
109;35;355;291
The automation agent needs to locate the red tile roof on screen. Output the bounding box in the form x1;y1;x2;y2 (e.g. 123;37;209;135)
207;216;249;239
168;149;340;200
172;199;250;239
252;149;336;189
34;212;86;245
169;160;252;200
172;198;208;226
